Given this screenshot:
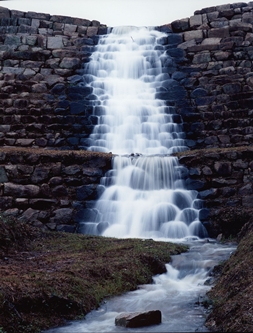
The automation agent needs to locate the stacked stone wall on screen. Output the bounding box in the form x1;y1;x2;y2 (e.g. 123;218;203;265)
0;6;107;150
177;146;253;238
0;148;112;232
168;2;253;149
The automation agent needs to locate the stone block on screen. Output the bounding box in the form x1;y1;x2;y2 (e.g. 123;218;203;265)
214;162;232;176
74;208;97;223
202;37;222;45
222;82;241;94
31;18;40;29
192;52;211;64
242;195;253;207
219;9;235;19
64;24;77;34
4;183;40;198
195;95;215;105
217;4;231;11
239;183;253;196
18;25;36;34
204;136;219;146
185;179;205;190
167;33;183;45
171;18;189;32
214;51;232;60
52;185;68;197
208;27;230;38
70;102;86;115
47;36;64;49
190;14;202;27
76;184;97;200
0;167;8;182
50;83;65;95
4;35;21;46
229;21;253;32
30;199;57;210
31;166;50;183
0;7;10;18
26;11;50;20
198;188;218;199
207;11;219;21
46;58;61;68
222;187;236;197
16;139;35;146
59;57;81;69
50;208;73;224
87;26;98;37
210;19;229;28
0;197;13;210
177;39;196;50
32;83;47;93
184;30;203;41
44;74;64;87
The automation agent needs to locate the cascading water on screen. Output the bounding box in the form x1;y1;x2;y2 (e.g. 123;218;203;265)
79;26;208;239
44;27;237;333
87;26;186;156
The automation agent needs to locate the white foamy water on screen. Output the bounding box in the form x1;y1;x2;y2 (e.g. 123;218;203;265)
79;26;207;239
80;154;208;239
86;27;187;155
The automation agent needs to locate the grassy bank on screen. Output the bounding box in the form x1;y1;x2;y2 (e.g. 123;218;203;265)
0;216;188;333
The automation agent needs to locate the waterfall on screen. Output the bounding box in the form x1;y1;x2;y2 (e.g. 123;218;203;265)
43;26;237;333
81;26;208;240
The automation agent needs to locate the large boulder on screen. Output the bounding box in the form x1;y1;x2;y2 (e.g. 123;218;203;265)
115;310;162;328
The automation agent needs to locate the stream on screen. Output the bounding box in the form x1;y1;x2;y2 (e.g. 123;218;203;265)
45;238;236;332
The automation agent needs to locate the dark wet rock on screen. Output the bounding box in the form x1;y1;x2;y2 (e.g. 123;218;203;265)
4;182;40;198
115;310;162;328
50;208;73;224
76;184;97;200
31;166;50;184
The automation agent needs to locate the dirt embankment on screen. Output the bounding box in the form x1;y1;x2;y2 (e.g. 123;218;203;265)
206;220;253;332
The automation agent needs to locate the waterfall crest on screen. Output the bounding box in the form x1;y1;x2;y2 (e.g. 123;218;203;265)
82;27;208;239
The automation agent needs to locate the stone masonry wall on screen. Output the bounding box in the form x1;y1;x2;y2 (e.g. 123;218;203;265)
169;2;253;150
176;146;253;238
0;148;112;232
0;6;107;150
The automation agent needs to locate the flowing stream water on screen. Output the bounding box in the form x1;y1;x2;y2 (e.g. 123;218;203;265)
45;27;236;332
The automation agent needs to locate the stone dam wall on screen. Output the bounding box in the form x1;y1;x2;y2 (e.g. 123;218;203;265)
0;148;112;232
0;3;253;237
0;6;107;150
